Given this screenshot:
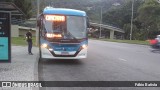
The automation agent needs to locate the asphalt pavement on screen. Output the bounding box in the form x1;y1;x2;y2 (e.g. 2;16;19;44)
38;40;160;90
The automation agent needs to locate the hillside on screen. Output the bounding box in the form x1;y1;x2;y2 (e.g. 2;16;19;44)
32;0;125;22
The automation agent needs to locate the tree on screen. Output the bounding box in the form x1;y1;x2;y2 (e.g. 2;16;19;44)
13;0;32;19
2;0;33;19
6;0;12;1
103;0;144;40
136;0;160;39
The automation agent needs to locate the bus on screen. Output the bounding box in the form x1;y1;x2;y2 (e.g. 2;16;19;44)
37;7;89;59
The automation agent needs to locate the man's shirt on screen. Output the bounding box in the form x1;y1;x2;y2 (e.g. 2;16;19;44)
26;32;32;42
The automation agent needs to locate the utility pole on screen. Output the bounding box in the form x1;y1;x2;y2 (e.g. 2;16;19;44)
130;0;134;40
36;0;40;46
99;6;102;38
37;0;40;15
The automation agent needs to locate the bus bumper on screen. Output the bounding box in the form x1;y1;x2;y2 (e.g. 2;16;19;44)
40;47;87;59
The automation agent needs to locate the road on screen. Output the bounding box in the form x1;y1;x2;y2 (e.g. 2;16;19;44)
38;40;160;90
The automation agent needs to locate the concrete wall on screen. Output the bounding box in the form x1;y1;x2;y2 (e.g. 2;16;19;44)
19;28;36;37
11;25;36;37
11;25;19;37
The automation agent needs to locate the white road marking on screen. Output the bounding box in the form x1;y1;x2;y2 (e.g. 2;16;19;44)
119;58;127;61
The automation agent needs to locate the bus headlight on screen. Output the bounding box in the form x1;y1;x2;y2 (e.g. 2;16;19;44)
41;43;48;48
49;48;53;51
82;44;87;49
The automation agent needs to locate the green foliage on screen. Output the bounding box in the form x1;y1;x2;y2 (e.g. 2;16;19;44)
11;37;36;46
103;0;160;40
4;0;13;2
92;38;149;45
3;0;33;19
103;0;143;27
135;0;160;40
103;0;143;40
137;0;160;30
13;0;32;19
36;0;125;23
123;23;142;40
103;8;124;27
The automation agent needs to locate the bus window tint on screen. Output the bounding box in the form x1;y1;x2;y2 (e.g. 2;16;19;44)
53;19;66;33
67;16;86;39
44;16;86;39
44;20;53;33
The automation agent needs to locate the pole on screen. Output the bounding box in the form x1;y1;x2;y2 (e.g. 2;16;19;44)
36;0;40;46
130;0;134;40
37;0;40;16
99;6;102;38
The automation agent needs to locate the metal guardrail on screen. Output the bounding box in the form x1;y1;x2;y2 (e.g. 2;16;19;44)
11;18;36;28
11;18;25;25
90;22;125;33
19;26;36;31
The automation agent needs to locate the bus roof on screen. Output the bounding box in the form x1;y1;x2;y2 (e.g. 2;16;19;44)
43;8;86;16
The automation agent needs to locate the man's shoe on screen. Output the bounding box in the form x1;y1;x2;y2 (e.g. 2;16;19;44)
29;53;33;55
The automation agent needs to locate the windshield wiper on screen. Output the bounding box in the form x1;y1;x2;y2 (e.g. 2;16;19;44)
67;31;77;40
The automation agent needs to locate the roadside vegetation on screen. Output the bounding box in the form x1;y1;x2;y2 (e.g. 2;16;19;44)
11;37;36;46
2;0;159;45
91;38;149;45
102;0;160;40
3;0;32;19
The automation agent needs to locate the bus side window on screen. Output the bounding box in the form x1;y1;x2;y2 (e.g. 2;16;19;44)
39;20;45;37
87;17;90;28
41;23;46;38
86;17;90;35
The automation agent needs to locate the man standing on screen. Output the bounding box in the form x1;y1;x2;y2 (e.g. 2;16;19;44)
26;29;33;55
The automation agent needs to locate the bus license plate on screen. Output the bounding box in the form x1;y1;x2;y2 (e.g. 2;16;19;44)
61;52;69;55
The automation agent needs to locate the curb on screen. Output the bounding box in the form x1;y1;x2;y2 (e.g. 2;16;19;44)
33;53;40;90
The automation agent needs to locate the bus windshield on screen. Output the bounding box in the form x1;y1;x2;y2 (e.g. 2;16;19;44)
44;15;87;39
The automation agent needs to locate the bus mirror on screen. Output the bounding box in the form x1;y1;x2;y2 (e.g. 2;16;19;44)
87;17;90;28
87;22;90;28
37;14;43;27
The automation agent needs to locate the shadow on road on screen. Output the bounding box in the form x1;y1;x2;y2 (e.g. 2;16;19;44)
38;59;84;82
151;49;160;54
39;59;84;65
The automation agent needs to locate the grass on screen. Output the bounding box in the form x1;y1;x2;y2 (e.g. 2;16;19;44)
91;38;150;45
11;37;149;46
11;37;36;46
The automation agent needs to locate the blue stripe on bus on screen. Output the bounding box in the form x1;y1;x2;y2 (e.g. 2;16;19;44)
43;8;86;16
